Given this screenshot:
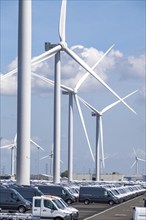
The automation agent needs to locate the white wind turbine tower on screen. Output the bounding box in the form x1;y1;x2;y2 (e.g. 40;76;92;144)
40;144;63;177
17;0;32;185
131;148;146;175
40;143;54;176
2;0;137;183
79;90;138;181
0;135;44;177
40;151;53;177
30;139;45;176
32;44;114;181
0;134;17;177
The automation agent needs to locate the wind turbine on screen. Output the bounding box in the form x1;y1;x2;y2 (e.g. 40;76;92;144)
40;151;53;177
32;44;114;181
78;90;138;181
1;0;137;114
2;0;137;183
0;135;44;177
0;134;17;177
131;148;146;175
40;144;63;177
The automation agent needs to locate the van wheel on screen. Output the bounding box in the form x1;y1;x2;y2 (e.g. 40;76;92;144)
109;200;114;205
84;199;90;205
66;199;72;205
18;205;26;213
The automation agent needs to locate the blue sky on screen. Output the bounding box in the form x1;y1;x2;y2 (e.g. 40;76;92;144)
0;0;145;176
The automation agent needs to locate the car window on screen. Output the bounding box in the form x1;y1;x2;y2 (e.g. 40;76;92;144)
62;189;66;195
44;200;53;209
35;199;41;207
11;193;18;201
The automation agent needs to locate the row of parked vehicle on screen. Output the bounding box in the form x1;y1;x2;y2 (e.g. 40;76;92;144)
78;184;146;205
0;183;80;218
0;181;146;214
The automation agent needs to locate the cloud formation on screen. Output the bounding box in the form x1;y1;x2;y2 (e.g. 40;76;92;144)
1;45;145;97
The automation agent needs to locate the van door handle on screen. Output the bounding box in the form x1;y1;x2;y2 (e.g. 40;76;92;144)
43;210;47;212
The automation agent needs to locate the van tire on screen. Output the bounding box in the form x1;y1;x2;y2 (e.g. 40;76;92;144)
55;218;63;220
18;205;26;213
109;200;114;205
84;199;90;205
66;199;72;205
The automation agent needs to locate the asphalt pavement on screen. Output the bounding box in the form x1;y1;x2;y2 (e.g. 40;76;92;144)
72;193;146;220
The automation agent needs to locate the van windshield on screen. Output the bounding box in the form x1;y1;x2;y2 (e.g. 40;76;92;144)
52;199;65;210
111;190;119;196
16;192;26;201
65;187;74;195
59;198;68;207
36;188;43;196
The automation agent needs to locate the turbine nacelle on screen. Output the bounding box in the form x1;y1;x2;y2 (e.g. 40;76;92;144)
91;112;102;117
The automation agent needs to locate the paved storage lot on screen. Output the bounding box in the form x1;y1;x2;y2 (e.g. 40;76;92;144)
72;193;146;220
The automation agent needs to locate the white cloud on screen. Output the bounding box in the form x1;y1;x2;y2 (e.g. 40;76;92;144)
0;138;14;146
127;55;145;78
1;45;145;95
8;57;17;71
112;54;145;80
0;73;17;95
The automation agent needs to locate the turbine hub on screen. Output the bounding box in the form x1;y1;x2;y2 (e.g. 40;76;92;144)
73;88;77;94
59;41;67;50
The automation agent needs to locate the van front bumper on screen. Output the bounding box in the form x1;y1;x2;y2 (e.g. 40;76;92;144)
64;213;73;220
72;211;79;219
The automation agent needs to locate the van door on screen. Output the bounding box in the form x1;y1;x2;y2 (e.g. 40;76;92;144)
40;198;58;218
0;191;8;210
8;192;21;210
33;198;41;217
94;188;109;203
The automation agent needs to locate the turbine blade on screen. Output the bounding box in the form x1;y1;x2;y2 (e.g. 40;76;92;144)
30;139;45;151
75;44;114;91
14;134;17;145
78;96;100;115
40;155;50;160
64;46;137;114
31;45;61;67
133;148;137;156
1;69;17;80
2;45;61;81
131;161;136;168
74;94;95;162
59;0;67;42
100;117;105;168
32;72;74;93
32;72;54;86
101;90;138;114
137;158;146;162
0;144;13;149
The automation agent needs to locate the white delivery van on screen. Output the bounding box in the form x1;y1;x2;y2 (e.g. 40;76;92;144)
0;195;72;220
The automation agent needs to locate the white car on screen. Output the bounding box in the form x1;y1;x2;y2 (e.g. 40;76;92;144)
133;207;146;220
